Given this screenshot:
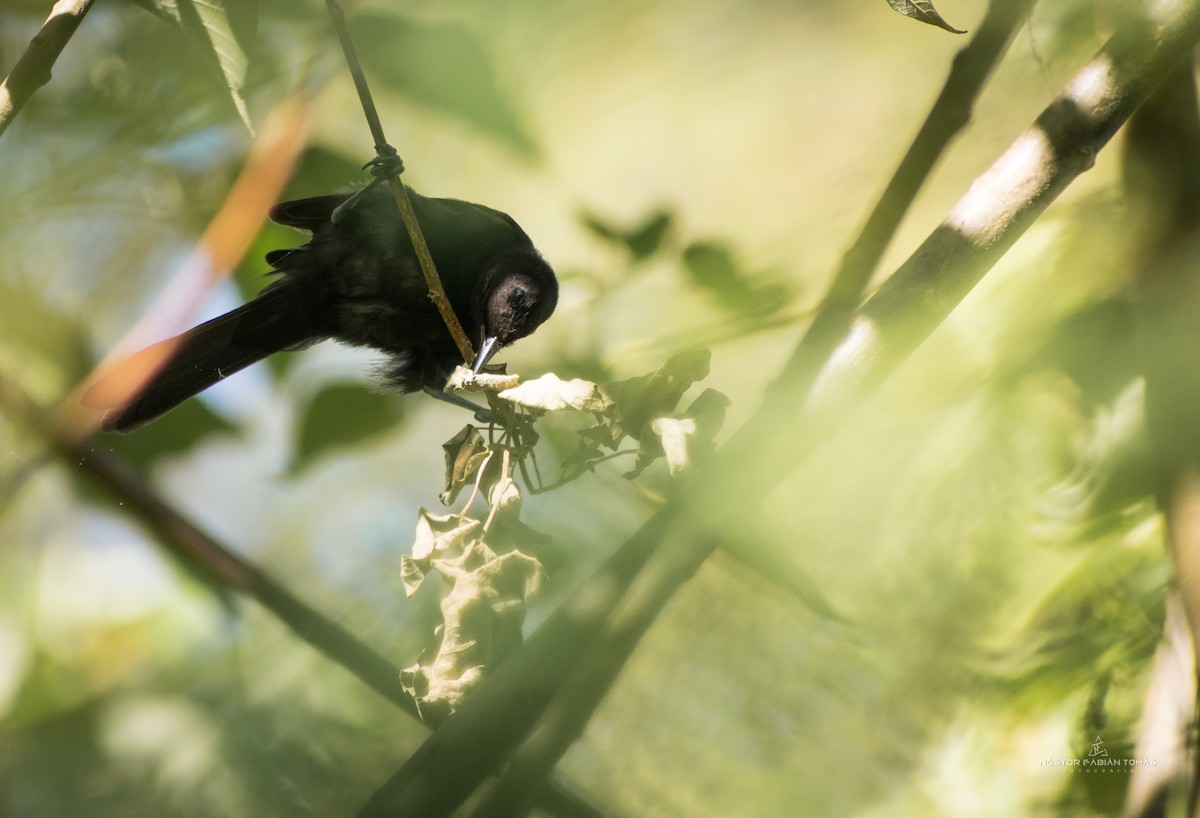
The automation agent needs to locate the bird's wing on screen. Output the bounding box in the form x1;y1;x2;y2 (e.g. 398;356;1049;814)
268;194;348;233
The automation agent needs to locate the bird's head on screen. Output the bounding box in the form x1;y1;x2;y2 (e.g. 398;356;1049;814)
472;250;558;372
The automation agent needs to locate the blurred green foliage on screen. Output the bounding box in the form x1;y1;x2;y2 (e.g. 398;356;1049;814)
292;382;406;473
0;0;1182;816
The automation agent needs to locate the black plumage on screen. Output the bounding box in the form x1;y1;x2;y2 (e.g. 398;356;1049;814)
85;184;558;432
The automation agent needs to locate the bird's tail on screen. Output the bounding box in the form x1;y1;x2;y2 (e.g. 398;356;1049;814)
84;287;314;433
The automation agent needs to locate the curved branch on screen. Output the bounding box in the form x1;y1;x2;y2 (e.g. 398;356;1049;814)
0;0;96;140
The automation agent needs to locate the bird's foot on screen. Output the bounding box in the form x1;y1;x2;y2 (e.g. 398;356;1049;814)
330;146;407;224
364;145;404;180
423;385;494;424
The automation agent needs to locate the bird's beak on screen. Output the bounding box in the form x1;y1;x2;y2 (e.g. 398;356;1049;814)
472;335;500;374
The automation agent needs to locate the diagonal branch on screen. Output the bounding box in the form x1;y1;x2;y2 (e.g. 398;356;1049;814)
0;0;96;140
718;0;1027;606
358;2;1200;815
771;0;1030;408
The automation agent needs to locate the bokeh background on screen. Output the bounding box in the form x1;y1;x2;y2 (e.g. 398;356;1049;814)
0;0;1177;815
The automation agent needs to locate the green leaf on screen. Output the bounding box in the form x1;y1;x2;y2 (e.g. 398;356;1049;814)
625;388;730;478
0;281;92;385
498;373;613;413
292;382;403;472
626;212;673;260
646;417;697;476
352;13;538;157
718;525;851;624
1027;299;1139;407
885;0;965;34
281;146;368;202
606;349;711;439
682;242;740;292
579;208;674;261
125;0;259;130
439;425;490;506
682;241;790;315
685;388;732;446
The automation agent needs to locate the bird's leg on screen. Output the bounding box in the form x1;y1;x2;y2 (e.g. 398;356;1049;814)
363;145;405;180
423;385;494;424
331;178;382;223
331;145;406;224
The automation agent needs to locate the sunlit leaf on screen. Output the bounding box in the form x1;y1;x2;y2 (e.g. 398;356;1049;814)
885;0;965;34
981;534;1167;712
486;470;522;525
499;373;612;413
625;389;730;478
401;536;543;721
410;508;481;559
402;509;482;594
445;366;521;393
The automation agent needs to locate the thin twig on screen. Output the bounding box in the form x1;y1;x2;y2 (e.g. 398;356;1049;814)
0;0;96;140
529;450;636;495
482;447;510;533
359;2;1200;814
460;448;495;518
323;0;476;365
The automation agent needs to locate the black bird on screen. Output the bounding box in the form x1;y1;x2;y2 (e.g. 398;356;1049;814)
85;184;558;432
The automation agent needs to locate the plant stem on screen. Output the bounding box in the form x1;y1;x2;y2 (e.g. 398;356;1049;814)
323;0;476;365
